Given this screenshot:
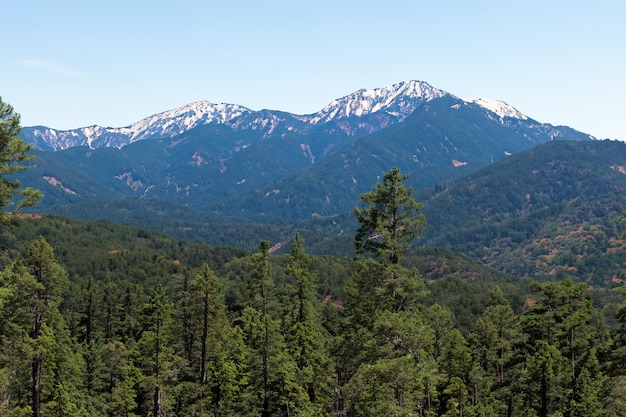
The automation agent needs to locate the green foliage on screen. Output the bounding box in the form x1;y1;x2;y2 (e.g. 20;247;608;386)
135;284;174;417
354;167;425;264
282;234;333;414
17;136;626;293
417;139;626;284
31;139;626;288
0;97;41;224
0;199;625;416
507;278;610;417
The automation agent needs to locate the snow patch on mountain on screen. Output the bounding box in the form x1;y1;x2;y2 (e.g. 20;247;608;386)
22;81;587;154
464;98;528;120
230;111;288;135
97;101;251;147
22;81;451;151
304;80;447;124
124;101;251;140
25;101;253;151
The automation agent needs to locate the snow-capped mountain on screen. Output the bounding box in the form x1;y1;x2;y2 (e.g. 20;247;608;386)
20;80;583;152
20;81;456;151
17;79;595;227
301;80;447;124
22;102;253;151
124;101;252;140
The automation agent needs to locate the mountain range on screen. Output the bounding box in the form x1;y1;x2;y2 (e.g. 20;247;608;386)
17;80;593;223
20;80;590;152
15;79;626;283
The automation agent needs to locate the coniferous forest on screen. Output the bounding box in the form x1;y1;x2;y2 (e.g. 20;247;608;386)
1;98;626;417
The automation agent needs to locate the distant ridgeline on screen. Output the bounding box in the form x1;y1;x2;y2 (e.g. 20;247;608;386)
17;81;591;224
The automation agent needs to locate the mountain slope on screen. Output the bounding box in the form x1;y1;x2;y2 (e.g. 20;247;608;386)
414;139;626;285
210;95;592;223
22;139;626;289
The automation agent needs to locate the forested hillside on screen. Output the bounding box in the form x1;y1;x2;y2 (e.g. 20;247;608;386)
22;139;626;290
1;173;625;416
417;140;626;284
2;97;626;416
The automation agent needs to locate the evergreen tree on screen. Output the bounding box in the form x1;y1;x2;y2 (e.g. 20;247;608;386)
64;275;107;402
345;309;435;417
39;322;89;417
0;97;41;226
470;285;521;413
354;167;425;265
238;241;311;417
101;340;140;417
0;238;89;416
185;262;244;416
24;237;71;417
473;287;520;385
518;279;603;417
171;269;195;380
341;170;429;416
283;233;332;415
136;284;174;417
191;264;220;385
102;273;122;343
0;261;37;415
248;241;274;417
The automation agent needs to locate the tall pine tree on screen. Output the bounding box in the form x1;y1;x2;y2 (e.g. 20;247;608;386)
354;167;425;265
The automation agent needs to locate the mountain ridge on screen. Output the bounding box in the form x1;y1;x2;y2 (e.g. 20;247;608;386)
205;94;593;223
17;93;594;226
20;80;560;152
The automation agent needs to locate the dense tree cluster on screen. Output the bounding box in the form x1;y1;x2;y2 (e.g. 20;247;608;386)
0;168;623;417
0;99;625;416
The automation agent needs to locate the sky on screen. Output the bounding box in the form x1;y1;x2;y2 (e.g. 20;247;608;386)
2;0;625;140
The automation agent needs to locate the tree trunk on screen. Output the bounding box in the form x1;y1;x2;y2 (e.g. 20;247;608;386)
31;353;42;417
262;277;270;417
31;310;43;417
540;367;548;417
153;385;161;417
200;289;209;385
154;318;162;417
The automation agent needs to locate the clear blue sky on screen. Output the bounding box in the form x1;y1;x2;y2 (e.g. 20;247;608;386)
2;0;625;140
